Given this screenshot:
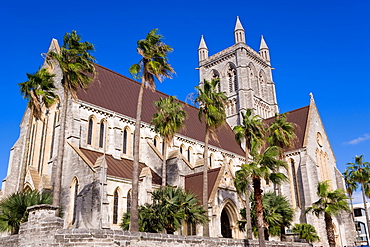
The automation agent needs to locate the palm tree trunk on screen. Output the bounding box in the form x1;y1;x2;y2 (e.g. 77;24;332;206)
53;94;68;216
253;176;266;247
245;190;253;240
244;144;253;240
161;142;168;187
361;183;370;243
130;81;145;232
203;127;210;237
18;110;33;193
324;212;336;247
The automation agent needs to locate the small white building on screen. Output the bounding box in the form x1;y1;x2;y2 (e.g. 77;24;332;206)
353;202;370;245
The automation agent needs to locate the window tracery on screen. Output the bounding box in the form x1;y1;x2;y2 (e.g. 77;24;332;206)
227;65;237;93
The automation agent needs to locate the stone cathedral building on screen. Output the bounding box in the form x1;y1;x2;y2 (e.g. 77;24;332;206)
2;17;355;246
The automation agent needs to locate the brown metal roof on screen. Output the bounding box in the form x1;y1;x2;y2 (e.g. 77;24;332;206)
264;105;310;151
184;167;221;204
77;65;245;157
79;148;162;185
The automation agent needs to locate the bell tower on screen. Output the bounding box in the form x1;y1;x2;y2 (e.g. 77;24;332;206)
198;17;278;128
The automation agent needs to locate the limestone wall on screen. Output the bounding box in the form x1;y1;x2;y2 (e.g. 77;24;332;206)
0;204;310;247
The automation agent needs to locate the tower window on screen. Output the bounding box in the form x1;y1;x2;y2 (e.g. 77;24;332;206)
228;66;237;93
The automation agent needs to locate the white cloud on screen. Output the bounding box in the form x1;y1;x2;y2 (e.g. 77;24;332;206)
346;134;370;145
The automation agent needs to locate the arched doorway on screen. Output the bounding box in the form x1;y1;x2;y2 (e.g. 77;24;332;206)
221;209;232;238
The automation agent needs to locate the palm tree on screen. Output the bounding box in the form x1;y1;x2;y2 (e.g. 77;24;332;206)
233;108;264;239
18;68;57;193
261;192;294;241
266;113;296;195
121;186;208;234
241;191;294;240
267;113;296;156
238;143;288;247
0;190;52;234
346;155;370;236
129;29;174;231
292;223;320;244
151;96;187;187
46;31;96;213
306;181;350;247
195;78;227;236
343;169;358;219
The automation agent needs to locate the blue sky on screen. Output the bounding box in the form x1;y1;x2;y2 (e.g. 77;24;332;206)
0;0;369;198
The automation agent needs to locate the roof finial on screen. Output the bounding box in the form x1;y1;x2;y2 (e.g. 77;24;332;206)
309;92;314;100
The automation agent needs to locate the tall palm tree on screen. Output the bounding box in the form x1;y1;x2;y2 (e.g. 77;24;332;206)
267;113;296;156
266;113;296;195
195;78;227;236
46;31;96;213
306;181;350;247
0;190;52;234
129;29;174;231
18;68;57;193
151;96;187;187
346;155;370;236
233;108;264;239
343;169;358;219
238;143;288;247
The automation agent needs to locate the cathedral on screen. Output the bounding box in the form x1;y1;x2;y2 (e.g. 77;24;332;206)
2;17;355;246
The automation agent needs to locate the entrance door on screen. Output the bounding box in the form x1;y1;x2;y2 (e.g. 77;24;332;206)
221;209;232;238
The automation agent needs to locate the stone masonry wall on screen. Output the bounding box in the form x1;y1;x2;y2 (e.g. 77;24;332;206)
0;205;310;247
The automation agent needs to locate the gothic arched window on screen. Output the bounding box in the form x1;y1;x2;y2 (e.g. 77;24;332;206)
123;129;128;154
99;120;105;148
290;159;300;208
87;118;93;145
113;189;119;224
258;70;266;98
209;154;214;168
212;70;221;92
153;136;159;148
127;190;132;213
228;65;237;93
187;147;192;164
70;177;79;225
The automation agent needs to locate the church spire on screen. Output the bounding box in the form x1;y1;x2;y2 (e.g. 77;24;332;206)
234;16;245;44
198;35;208;62
259;35;270;65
